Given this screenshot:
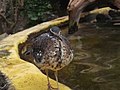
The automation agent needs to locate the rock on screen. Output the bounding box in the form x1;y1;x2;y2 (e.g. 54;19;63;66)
0;16;70;90
0;33;8;41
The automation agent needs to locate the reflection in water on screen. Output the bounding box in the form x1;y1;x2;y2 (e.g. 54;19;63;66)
57;25;120;90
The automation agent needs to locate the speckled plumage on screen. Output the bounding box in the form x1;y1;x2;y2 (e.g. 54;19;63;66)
21;26;73;90
32;27;73;71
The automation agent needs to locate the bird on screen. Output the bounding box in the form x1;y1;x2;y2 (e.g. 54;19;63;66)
23;26;73;90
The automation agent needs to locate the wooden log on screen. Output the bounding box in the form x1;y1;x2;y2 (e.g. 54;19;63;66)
81;7;113;18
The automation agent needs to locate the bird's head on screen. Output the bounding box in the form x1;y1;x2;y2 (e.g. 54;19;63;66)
49;26;61;35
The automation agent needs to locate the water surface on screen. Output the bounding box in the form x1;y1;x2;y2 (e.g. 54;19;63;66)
58;25;120;90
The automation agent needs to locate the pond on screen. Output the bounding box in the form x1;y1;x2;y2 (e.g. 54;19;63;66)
56;24;120;90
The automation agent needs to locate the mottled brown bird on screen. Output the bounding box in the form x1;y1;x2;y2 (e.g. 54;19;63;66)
31;26;73;90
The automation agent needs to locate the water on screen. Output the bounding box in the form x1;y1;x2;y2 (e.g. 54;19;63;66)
58;25;120;90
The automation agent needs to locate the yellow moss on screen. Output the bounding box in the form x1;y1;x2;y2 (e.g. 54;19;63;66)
90;7;112;15
0;16;71;90
81;7;113;18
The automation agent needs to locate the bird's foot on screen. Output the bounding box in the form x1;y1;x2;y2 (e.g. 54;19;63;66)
47;83;59;90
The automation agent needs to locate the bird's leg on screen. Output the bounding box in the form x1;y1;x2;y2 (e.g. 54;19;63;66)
45;69;57;90
54;71;60;90
45;69;51;90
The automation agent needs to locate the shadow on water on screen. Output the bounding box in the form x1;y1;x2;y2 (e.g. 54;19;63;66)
57;24;120;90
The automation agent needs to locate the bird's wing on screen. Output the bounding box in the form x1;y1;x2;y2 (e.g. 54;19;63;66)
61;35;73;51
32;33;50;63
32;33;61;63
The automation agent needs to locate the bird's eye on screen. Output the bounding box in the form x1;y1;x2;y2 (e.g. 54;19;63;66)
24;51;31;55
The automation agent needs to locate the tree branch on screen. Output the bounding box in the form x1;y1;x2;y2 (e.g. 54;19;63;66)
0;13;12;25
